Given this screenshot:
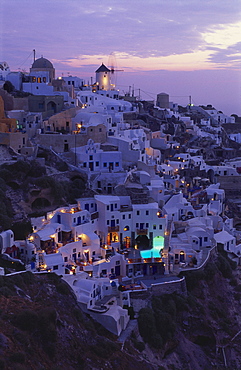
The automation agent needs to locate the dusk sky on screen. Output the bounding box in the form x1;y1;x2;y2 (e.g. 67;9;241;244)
1;0;241;115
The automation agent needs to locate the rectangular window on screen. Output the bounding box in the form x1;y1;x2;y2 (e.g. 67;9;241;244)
64;257;68;262
116;219;119;224
95;161;99;166
146;223;149;228
153;225;156;230
128;214;131;219
89;155;93;160
137;211;140;216
115;203;117;208
159;225;162;230
107;220;110;225
103;162;107;167
107;205;109;210
53;265;58;270
122;215;125;220
146;210;149;216
136;223;139;228
204;237;208;242
115;162;119;167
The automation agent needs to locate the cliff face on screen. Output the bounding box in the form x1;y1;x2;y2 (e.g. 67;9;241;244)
1;251;241;370
0;272;151;370
131;251;241;370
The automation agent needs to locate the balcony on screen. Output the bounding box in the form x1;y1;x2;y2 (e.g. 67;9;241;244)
108;226;119;232
91;212;99;220
136;228;148;235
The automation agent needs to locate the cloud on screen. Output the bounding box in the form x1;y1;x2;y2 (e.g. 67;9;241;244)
208;42;241;68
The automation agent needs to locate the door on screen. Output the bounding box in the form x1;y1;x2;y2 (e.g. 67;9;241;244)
180;251;185;262
115;265;120;276
111;220;115;227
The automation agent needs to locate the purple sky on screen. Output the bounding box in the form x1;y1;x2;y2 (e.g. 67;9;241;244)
1;0;241;115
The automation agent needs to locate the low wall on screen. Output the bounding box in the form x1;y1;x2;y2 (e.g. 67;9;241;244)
129;277;187;313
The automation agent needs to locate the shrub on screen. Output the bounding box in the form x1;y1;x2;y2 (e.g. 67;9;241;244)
0;286;15;297
13;309;38;331
56;281;70;295
0;169;12;182
155;310;176;342
149;333;163;349
235;284;241;292
9;352;25;364
138;308;156;343
11;220;33;240
203;262;218;281
91;338;119;358
134;341;145;352
73;308;84;323
229;278;238;286
216;255;232;278
0;358;5;369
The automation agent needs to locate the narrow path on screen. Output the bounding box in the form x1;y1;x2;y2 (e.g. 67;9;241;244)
117;319;138;344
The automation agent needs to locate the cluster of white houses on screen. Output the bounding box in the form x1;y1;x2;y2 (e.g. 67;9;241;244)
1;56;241;335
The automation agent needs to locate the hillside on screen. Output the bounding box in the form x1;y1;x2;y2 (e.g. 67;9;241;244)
0;272;151;370
1;249;241;369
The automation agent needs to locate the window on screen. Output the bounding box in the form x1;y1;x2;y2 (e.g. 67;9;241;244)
204;237;208;242
107;205;109;210
116;219;119;224
104;162;107;167
159;225;162;230
89;155;93;160
107;220;110;225
137;211;140;216
128;214;131;219
153;225;156;230
73;248;76;253
122;215;125;220
116;261;120;265
95;161;99;166
83;162;87;167
136;223;139;228
64;257;68;262
115;162;119;167
53;265;58;270
146;223;149;228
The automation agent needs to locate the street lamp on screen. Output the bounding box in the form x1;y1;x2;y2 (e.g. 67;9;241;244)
74;123;82;166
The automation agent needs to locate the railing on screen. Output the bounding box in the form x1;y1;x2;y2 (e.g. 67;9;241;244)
108;226;119;232
136;229;148;235
91;212;99;220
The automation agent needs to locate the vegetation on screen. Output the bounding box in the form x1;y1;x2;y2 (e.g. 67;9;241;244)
138;293;188;349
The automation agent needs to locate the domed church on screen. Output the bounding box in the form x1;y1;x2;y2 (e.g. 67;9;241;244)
30;57;55;83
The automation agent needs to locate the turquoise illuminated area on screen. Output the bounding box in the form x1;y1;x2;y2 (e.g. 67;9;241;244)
140;236;164;258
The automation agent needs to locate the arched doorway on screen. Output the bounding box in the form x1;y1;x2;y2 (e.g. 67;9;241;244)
180;251;185;263
135;235;150;250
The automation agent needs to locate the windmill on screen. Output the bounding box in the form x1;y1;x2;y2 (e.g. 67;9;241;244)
108;53;123;90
